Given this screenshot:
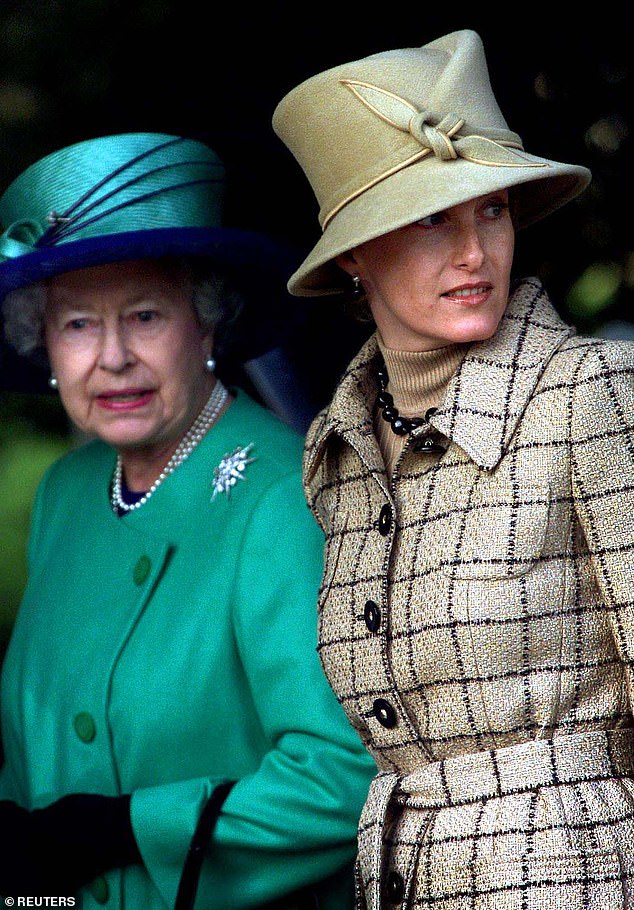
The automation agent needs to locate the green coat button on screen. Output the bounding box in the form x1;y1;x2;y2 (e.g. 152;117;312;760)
89;876;109;904
73;712;96;743
133;555;151;585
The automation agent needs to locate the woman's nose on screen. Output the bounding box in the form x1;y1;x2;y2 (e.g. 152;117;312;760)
454;224;486;270
97;322;134;371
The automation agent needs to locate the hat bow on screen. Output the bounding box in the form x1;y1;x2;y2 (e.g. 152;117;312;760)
342;80;547;168
0;219;44;261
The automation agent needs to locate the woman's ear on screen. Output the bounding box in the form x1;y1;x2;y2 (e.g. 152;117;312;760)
335;250;359;278
201;329;214;360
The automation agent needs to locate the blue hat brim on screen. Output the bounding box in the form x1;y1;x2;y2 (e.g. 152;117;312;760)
0;226;305;363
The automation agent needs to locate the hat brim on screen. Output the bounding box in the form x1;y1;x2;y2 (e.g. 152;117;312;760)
288;152;591;296
0;226;305;362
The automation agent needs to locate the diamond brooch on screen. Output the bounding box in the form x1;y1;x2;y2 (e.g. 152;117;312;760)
212;443;256;500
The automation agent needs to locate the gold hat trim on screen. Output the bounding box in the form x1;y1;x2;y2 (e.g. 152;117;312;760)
321;80;546;230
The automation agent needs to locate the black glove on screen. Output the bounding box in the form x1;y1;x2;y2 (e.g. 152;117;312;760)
0;794;141;896
0;801;32;892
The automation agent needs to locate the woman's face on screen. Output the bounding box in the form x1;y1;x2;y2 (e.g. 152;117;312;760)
338;191;515;351
45;258;214;457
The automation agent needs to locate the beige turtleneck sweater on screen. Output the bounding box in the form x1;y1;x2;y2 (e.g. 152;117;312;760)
375;335;467;473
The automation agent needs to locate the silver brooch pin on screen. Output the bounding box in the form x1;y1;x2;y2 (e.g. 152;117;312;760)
47;210;71;226
212;443;256;500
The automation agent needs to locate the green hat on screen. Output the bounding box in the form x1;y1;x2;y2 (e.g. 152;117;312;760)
0;132;299;360
272;29;592;297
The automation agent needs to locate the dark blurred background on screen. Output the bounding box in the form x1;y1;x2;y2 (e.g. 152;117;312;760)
0;1;632;635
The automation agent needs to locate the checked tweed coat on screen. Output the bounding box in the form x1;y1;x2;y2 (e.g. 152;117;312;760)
303;278;634;909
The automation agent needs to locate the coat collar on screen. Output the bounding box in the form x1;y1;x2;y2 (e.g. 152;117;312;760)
306;278;575;477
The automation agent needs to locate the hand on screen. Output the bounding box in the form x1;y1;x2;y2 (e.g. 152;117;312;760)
0;794;141;895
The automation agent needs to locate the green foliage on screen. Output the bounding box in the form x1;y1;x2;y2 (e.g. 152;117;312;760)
567;262;623;321
0;395;71;644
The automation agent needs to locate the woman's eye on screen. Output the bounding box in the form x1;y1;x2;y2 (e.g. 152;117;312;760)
133;310;159;323
483;201;509;218
417;212;445;228
66;318;90;330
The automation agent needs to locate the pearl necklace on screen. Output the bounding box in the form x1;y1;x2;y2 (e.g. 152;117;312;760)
110;380;229;514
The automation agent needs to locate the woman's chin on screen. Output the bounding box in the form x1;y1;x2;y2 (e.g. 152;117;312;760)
446;314;505;345
93;426;161;453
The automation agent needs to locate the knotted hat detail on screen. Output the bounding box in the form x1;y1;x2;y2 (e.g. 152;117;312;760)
324;80;545;227
408;111;466;159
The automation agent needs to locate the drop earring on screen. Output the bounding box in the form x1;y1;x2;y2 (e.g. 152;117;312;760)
48;374;58;390
205;357;216;373
351;275;364;298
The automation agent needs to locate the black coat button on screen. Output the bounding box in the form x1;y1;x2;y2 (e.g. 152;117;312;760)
413;436;446;454
373;698;397;728
386;870;405;902
378;504;392;535
364;600;381;632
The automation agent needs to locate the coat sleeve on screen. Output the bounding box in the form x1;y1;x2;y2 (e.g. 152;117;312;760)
131;468;376;907
0;465;49;803
570;341;634;694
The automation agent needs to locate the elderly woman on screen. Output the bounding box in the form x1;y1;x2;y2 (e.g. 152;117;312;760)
0;133;376;906
272;29;634;909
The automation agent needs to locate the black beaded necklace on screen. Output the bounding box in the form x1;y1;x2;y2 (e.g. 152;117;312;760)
376;356;437;437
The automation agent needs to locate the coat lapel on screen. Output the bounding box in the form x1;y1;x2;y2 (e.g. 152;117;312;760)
304;334;387;486
431;278;575;469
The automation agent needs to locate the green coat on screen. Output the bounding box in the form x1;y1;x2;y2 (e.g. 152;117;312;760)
0;389;376;908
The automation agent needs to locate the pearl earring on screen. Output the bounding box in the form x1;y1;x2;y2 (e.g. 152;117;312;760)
205;357;216;373
48;374;58;390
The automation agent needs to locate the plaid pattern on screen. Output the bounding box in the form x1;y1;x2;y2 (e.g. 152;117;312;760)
303;278;634;908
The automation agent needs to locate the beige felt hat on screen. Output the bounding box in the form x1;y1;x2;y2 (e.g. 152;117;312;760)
272;29;591;297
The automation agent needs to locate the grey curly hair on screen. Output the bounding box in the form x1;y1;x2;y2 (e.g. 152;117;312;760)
2;257;242;363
